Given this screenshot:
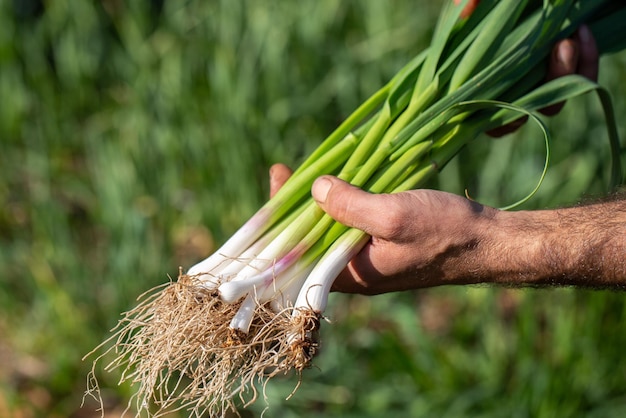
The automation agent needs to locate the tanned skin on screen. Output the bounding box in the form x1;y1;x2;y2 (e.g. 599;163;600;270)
311;183;626;293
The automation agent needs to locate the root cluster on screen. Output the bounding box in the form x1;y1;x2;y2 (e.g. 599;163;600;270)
85;272;321;417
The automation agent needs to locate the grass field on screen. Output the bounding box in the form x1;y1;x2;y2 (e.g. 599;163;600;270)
1;1;625;417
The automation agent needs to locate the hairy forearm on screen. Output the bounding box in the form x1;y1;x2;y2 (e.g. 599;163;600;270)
477;195;626;288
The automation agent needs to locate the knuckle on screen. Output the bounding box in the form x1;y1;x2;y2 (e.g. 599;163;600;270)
376;196;410;239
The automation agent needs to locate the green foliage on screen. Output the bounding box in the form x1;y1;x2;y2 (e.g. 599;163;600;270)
0;0;625;416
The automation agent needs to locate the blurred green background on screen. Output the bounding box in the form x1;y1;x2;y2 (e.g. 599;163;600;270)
1;0;625;417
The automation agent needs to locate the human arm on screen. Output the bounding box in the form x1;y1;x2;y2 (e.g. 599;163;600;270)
308;177;626;294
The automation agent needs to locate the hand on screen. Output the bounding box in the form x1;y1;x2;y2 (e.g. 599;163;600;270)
453;1;600;136
270;176;626;293
488;25;599;137
310;175;626;292
270;164;498;294
310;176;497;294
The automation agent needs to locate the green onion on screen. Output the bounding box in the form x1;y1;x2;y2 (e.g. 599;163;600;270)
87;1;626;416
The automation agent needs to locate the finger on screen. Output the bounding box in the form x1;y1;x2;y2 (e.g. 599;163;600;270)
269;163;293;198
312;176;399;239
574;25;599;82
454;0;480;19
547;38;578;81
488;40;577;136
541;38;578;116
331;258;377;294
486;115;529;138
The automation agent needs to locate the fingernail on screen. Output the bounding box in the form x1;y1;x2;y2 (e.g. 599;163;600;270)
557;42;575;67
312;177;332;204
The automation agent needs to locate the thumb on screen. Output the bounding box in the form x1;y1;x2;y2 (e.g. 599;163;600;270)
311;175;396;238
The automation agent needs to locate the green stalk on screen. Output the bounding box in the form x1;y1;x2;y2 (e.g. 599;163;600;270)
187;132;359;278
289;83;390;177
448;0;528;92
